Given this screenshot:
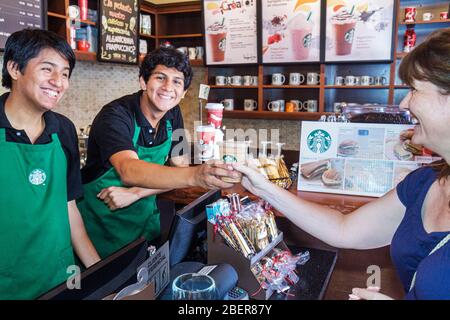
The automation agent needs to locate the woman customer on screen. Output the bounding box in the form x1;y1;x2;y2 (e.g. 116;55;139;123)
235;28;450;300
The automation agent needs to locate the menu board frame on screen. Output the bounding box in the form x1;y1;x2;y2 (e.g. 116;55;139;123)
260;0;322;64
297;121;435;198
0;0;47;51
98;0;139;65
202;0;259;66
323;0;397;63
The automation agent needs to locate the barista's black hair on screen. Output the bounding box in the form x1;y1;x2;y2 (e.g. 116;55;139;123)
139;46;193;90
2;28;76;89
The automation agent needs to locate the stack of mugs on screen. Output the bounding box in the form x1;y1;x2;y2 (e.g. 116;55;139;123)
334;75;388;86
215;75;258;86
271;72;320;85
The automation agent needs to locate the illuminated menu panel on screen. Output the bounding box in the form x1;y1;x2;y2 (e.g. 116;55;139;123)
0;0;43;49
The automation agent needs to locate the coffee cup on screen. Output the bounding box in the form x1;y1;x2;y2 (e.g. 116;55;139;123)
196;125;215;161
306;72;320;85
354;76;361;85
361;75;374;86
374;76;387;85
219;141;247;183
220;99;234;111
205;103;224;128
267;100;281;112
251;76;258;85
404;7;417;22
305;100;318;112
290;100;303;111
333;102;343;113
422;12;434;21
335;76;344;86
272;73;285;85
196;46;204;59
243;75;252;86
177;46;188;55
277;99;285;112
289;72;305;85
215;75;227;85
188;47;198;60
285;102;295;112
440;11;448;20
244;99;257;111
345;75;356;86
227;75;242;86
77;39;90;52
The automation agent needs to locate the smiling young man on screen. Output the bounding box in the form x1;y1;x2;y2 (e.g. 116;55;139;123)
0;29;100;299
78;47;238;258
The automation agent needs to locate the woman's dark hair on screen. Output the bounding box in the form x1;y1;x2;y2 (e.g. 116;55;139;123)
139;47;193;90
2;28;76;89
399;28;450;180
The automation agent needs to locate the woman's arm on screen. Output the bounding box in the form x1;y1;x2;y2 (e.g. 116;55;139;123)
68;201;101;267
235;165;406;249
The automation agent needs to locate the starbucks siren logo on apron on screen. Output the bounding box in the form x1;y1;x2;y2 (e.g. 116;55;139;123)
29;168;46;185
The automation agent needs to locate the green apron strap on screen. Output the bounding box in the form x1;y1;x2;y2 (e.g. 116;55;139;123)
132;117;141;146
0;128;6;142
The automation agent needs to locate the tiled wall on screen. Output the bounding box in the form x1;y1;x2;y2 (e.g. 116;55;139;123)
0;56;302;150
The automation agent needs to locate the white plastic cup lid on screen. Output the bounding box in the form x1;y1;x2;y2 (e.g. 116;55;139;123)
205;103;224;110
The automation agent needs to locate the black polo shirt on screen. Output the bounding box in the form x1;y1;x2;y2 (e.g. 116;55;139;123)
0;93;82;201
81;90;187;184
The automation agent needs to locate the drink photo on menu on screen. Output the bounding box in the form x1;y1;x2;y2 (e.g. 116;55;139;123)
324;0;395;62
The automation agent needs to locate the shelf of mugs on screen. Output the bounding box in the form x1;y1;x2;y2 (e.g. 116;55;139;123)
223;110;331;121
324;85;390;89
209;85;258;89
158;34;204;39
400;19;450;25
262;85;321;89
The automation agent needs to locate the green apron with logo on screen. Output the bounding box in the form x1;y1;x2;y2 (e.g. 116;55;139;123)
0;129;74;300
78;119;172;258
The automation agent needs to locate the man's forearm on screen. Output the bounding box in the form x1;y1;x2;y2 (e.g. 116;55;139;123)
131;187;172;199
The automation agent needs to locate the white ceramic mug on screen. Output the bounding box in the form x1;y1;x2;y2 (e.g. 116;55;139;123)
333;102;343;113
251;76;258;85
335;76;344;86
196;46;204;59
177;46;188;55
220;99;234;111
345;75;356;86
244;99;257;111
243;75;252;86
188;47;197;60
215;75;227;85
423;12;434;21
267;100;281;112
361;75;374;86
289;73;305;85
272;73;285;85
306;72;320;85
305;100;318;112
227;75;242;86
374;76;387;85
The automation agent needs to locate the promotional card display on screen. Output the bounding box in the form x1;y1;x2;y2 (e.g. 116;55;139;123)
261;0;321;63
324;0;395;62
203;0;258;65
298;121;432;197
98;0;139;64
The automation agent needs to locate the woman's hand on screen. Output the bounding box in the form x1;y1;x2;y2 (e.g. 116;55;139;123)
233;164;271;197
349;287;394;300
97;186;140;211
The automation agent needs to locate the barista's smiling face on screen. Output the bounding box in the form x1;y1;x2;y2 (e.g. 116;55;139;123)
139;64;187;114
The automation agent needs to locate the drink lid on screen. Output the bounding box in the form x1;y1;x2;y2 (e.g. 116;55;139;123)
196;124;215;132
205;103;224;110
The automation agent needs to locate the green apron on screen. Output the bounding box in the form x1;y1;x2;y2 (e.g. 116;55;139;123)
78;119;172;258
0;129;74;300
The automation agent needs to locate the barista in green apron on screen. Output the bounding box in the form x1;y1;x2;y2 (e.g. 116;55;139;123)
79;119;172;258
0;29;100;299
78;47;240;259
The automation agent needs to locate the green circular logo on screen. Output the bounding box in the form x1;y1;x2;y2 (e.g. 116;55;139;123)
307;129;332;153
223;155;237;163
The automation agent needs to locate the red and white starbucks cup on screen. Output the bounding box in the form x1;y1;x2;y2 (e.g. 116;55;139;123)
196;125;216;161
440;11;448;20
205;103;224;129
404;7;417;22
78;0;88;20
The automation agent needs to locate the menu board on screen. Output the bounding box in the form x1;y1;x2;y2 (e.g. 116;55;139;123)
0;0;44;49
98;0;139;64
297;122;435;197
261;0;321;63
203;0;258;65
324;0;395;62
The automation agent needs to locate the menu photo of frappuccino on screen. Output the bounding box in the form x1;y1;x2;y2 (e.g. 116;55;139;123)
325;0;395;62
262;0;321;63
203;0;258;65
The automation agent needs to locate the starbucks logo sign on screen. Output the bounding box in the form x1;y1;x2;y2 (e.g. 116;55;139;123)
344;28;355;44
219;38;226;52
303;33;312;48
307;130;332;154
29;169;46;186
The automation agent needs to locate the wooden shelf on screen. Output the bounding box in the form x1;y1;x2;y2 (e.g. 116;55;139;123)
209;85;258;89
70;19;97;26
75;51;97;61
396;52;408;59
140;7;156;15
48;11;67;20
324;85;390;89
400;19;450;25
139;33;156;39
158;34;203;39
394;85;411;89
263;85;320;89
224;110;331;120
189;59;204;66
